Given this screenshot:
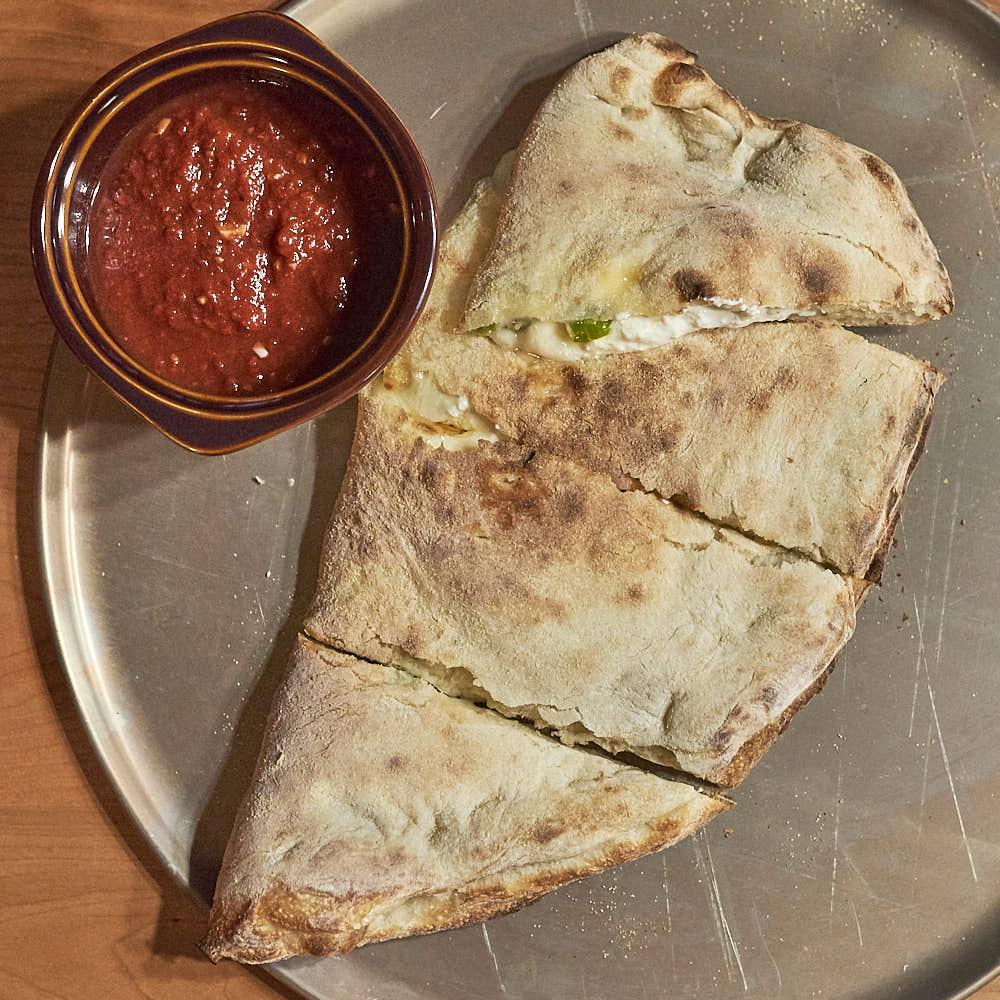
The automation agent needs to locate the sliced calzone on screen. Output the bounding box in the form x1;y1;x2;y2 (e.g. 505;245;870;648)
203;639;727;961
305;392;856;786
385;156;944;581
463;32;952;352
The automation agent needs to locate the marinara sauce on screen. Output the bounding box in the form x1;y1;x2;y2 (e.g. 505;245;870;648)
88;82;403;396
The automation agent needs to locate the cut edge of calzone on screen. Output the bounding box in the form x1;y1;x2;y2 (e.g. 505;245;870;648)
203;638;728;963
304;390;857;786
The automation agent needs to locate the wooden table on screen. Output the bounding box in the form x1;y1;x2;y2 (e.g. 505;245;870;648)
2;2;998;997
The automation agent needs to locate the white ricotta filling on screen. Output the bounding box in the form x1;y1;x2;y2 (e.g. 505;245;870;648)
376;370;499;451
484;299;816;361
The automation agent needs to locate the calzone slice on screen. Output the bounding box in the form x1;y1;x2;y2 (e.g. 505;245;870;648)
305;392;856;786
203;639;727;961
464;32;952;343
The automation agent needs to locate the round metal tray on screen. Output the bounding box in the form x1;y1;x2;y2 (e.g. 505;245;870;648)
38;0;1000;997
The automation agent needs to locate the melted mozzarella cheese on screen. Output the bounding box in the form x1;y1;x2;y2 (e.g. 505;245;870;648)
484;299;815;360
376;370;499;451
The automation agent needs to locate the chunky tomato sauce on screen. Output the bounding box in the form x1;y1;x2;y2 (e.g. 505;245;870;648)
88;82;403;396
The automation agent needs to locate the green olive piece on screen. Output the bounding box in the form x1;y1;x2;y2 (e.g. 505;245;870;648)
568;318;613;342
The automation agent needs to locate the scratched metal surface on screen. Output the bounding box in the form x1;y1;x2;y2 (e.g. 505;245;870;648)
37;0;1000;997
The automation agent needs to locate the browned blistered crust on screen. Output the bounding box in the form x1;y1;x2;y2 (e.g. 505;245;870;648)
430;325;945;584
863;368;944;582
204;800;728;963
464;32;953;329
706;659;838;787
203;641;728;963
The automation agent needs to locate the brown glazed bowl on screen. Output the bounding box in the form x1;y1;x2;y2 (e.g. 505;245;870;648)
31;11;437;454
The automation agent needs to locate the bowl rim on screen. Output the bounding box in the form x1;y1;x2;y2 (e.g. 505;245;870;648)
30;10;438;451
56;59;419;409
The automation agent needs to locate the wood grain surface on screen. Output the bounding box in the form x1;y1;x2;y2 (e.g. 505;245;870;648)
1;2;998;998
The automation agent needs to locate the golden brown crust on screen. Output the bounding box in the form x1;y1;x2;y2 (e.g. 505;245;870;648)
706;659;838;786
203;640;727;963
862;368;944;582
464;33;952;328
206;798;728;963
